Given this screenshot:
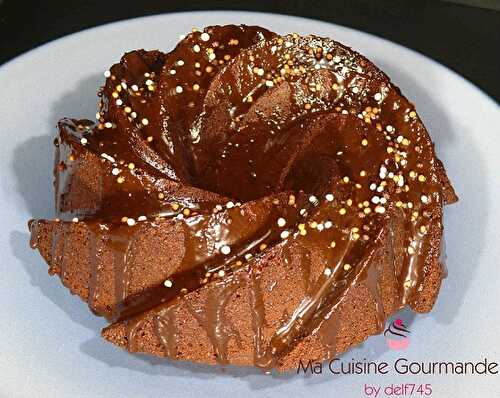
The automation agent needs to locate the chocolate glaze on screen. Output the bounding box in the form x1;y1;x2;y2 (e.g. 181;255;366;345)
28;25;457;370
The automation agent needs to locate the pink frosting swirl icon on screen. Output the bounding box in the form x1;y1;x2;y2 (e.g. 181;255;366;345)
384;318;410;350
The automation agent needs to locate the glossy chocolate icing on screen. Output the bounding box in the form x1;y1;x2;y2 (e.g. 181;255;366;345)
29;25;457;369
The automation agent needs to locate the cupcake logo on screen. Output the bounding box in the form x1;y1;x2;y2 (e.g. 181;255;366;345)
384;318;411;350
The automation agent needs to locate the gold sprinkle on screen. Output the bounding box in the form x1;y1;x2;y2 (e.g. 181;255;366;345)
128;163;135;170
259;243;267;251
361;138;368;146
330;241;336;248
117;176;125;184
418;174;426;182
183;208;191;216
158;193;165;199
339;208;347;215
193;84;200;91
304;103;312;110
171;203;180;211
343;263;351;271
147;136;154;142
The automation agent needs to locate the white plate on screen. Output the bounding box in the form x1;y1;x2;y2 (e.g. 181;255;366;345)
1;11;499;398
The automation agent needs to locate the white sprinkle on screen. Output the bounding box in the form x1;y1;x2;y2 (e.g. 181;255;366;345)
193;44;201;53
277;217;286;227
104;70;111;78
126;218;136;226
80;137;88;145
386;125;394;133
280;230;290;239
325;193;334;202
379;165;388;179
164;279;173;288
115;99;123;106
104;122;113;128
175;86;183;94
371;196;380;204
145;79;154;86
352;86;359;94
265;80;274;87
200;32;210;42
375;206;386;214
141;118;149;126
380;197;388;204
218;270;225;277
324;267;332;276
170;69;176;75
72;217;79;223
370;183;377;191
245;253;253;260
374;92;382;101
226;201;235;209
101;153;116;163
309;195;318;204
221;245;231;255
121;82;128;89
324;221;333;229
316;223;324;232
138;215;147;221
111;168;120;176
131;84;139;91
421;195;429;204
177;60;185;66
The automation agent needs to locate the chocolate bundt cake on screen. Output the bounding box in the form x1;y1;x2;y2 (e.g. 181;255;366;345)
29;25;457;370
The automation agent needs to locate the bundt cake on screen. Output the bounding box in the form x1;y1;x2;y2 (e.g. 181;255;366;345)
29;24;457;371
